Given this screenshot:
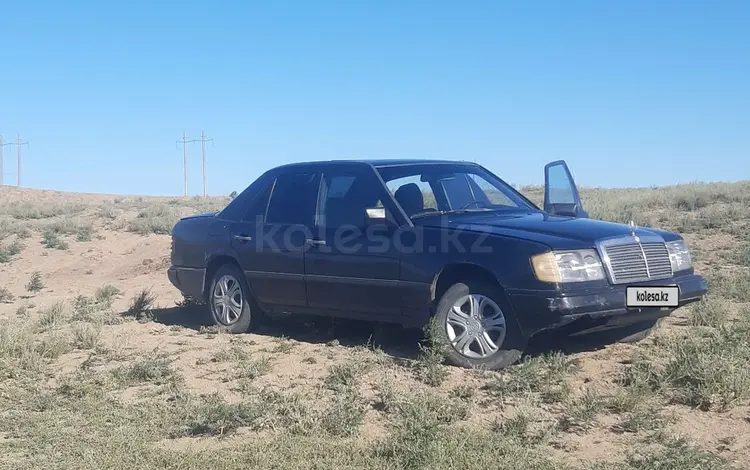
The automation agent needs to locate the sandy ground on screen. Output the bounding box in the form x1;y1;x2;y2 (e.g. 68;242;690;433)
1;184;749;468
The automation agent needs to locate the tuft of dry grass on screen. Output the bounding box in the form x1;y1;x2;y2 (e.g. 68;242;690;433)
127;204;181;235
37;302;68;330
71;323;102;349
620;319;750;411
412;316;449;387
487;351;579;403
0;286;14;303
125;287;157;321
0;239;24;263
41;228;69;250
112;350;180;387
25;271;45;292
687;296;729;328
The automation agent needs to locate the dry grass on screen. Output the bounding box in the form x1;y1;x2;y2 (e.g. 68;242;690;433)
0;181;748;469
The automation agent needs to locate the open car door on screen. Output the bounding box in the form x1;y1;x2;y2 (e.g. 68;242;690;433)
543;160;588;218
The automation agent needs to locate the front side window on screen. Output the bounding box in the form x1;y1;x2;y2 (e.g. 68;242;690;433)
241;181;272;222
385;176;438;210
377;164;534;218
266;172;320;225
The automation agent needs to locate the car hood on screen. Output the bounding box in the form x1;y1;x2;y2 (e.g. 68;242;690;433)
417;211;676;247
180;211;218;221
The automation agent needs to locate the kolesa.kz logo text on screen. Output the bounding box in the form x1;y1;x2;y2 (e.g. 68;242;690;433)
626;286;679;308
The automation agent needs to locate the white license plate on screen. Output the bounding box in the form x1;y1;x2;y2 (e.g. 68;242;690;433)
626;286;679;308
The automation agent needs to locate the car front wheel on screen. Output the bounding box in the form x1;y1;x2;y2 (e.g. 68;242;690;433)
208;264;254;333
433;280;526;370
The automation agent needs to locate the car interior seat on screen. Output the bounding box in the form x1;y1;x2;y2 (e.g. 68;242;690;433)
394;183;425;217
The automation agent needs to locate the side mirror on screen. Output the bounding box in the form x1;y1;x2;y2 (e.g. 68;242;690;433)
551;204;588;218
365;207;387;226
543;160;588;218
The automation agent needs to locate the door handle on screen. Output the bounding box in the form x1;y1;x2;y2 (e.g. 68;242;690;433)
306;239;326;246
232;234;253;242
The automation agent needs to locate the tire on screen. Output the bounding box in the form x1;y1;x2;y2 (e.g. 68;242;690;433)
207;264;255;333
432;280;526;370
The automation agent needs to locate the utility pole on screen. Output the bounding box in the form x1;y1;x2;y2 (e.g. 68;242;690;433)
17;134;22;187
176;131;212;197
201;131;207;197
0;135;4;186
200;130;214;197
3;134;29;187
182;132;188;196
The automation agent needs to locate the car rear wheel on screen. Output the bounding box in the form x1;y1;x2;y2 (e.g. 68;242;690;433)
208;264;254;333
433;280;526;370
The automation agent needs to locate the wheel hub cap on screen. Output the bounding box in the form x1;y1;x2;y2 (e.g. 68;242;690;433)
212;274;243;325
445;293;507;359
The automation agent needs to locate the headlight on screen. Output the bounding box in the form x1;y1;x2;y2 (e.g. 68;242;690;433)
666;239;692;272
531;249;605;283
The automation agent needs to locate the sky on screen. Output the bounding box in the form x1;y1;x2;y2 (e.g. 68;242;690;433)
1;0;748;196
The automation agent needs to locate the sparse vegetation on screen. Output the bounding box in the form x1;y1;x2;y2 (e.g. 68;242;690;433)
178;393;262;437
42;228;69;250
234;355;273;380
211;342;251;362
37;302;68;330
127;204;181;235
125;287;157;321
271;336;296;353
687;296;728;327
112;350;179;387
556;388;606;433
707;269;750;303
71;285;123;324
72;322;102;349
493;403;554;446
412;316;449;386
0;239;24;263
25;271;45;292
324;360;367;392
0;286;14;303
75;225;93;241
0;181;748;469
487;352;579;403
620;321;750;411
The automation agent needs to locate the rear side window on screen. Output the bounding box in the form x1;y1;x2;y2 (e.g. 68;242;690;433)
266;172;320;226
317;172;386;229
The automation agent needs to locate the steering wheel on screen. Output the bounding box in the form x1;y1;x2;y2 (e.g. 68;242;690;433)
459;200;489;210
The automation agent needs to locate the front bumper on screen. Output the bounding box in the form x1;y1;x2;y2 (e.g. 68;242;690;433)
167;266;206;301
508;273;708;337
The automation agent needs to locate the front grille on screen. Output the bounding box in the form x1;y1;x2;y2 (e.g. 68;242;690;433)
602;242;673;284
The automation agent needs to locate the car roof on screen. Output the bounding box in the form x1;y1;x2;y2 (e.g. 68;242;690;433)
274;159;476;171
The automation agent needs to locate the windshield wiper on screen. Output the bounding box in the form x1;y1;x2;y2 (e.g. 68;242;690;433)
411;207;496;220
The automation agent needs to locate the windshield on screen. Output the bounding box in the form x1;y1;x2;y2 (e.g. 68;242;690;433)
376;163;538;219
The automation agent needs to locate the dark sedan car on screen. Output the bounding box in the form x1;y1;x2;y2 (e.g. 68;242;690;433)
168;159;707;370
